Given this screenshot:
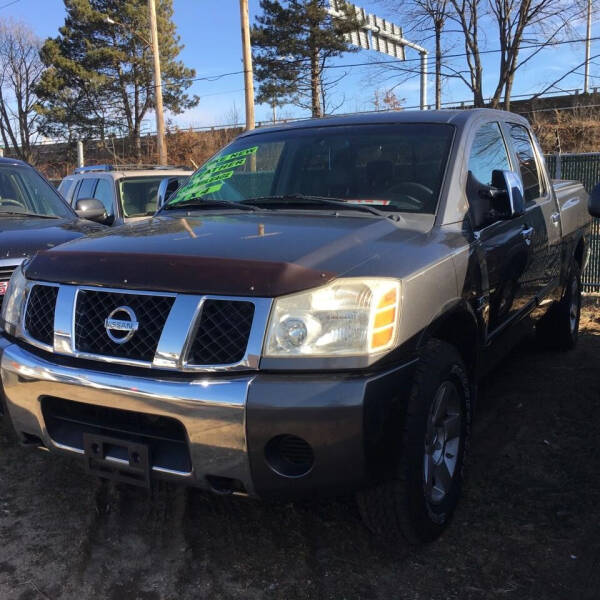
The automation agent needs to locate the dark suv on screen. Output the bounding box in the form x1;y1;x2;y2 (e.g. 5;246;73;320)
0;157;105;310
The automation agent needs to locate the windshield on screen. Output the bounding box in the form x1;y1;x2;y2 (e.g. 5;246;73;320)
165;123;454;214
0;165;73;218
120;175;189;218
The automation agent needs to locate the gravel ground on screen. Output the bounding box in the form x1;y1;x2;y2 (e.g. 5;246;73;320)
0;305;599;600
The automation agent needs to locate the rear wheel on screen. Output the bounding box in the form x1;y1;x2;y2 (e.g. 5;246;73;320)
357;340;471;544
536;261;581;351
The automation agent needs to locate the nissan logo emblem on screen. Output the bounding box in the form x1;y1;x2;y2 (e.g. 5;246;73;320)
104;306;139;344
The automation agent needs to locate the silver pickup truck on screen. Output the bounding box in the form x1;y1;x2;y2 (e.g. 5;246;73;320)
0;109;593;544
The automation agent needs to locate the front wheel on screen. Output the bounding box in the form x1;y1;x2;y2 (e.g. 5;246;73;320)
357;340;471;544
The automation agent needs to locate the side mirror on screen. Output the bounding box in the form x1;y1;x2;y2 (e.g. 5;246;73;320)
468;169;525;229
589;183;600;218
491;170;525;217
157;176;183;209
75;197;108;224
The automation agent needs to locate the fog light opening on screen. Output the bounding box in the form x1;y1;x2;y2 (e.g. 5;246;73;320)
264;434;314;478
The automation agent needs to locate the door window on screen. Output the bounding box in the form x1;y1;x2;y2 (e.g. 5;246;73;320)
93;178;115;216
58;177;75;198
508;124;545;202
468;122;510;186
76;178;97;200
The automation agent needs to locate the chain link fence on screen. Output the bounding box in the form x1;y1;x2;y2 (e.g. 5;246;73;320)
546;153;600;292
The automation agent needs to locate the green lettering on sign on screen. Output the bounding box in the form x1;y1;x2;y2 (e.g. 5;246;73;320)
167;145;259;206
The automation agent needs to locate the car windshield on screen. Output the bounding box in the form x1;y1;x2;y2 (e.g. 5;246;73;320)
0;165;73;218
120;175;188;218
165;123;454;214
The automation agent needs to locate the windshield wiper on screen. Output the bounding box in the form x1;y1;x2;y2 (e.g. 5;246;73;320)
239;194;396;219
0;211;59;219
163;198;261;212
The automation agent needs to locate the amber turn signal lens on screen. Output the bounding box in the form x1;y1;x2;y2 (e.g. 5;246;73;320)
370;286;399;352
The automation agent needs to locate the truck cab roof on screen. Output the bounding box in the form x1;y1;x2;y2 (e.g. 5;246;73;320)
239;108;530;138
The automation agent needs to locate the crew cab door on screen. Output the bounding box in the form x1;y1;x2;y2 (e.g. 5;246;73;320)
467;121;537;336
505;123;560;302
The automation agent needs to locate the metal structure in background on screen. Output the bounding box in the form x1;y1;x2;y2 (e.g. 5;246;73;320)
328;1;429;111
76;141;84;168
546;152;600;292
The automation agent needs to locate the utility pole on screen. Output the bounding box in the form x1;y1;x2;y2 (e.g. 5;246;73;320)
584;0;592;94
240;0;255;130
148;0;167;164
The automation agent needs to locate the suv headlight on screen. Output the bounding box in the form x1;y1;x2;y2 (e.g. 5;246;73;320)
0;265;29;336
264;278;401;357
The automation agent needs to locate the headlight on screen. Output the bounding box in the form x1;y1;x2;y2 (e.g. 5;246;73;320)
265;278;401;357
0;265;29;336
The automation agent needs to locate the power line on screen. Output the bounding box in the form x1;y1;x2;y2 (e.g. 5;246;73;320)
124;34;600;96
0;0;21;9
320;35;600;71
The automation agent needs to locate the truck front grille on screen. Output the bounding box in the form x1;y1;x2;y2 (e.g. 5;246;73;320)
189;300;255;365
74;290;174;362
21;283;265;371
25;284;58;346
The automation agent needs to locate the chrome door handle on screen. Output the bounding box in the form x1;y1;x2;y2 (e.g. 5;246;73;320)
551;212;560;225
521;226;534;237
521;226;534;245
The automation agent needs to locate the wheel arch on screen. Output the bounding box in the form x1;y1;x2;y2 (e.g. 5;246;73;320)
574;234;586;270
417;301;481;378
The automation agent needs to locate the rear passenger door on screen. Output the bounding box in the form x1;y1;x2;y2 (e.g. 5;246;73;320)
505;123;559;302
468;121;536;335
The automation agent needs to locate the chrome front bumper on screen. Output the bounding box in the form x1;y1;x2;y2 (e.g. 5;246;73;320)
0;341;255;493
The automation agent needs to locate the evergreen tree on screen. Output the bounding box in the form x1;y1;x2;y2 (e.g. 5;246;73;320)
36;0;198;157
252;0;360;118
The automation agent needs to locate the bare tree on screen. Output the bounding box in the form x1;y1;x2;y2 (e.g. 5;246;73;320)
449;0;586;109
0;20;44;162
448;0;484;106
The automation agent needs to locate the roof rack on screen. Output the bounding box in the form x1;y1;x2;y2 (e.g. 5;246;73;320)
73;164;193;174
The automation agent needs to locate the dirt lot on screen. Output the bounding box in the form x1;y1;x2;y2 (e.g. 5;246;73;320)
0;306;599;600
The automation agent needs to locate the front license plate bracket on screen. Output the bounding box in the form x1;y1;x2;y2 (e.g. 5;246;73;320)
83;432;151;488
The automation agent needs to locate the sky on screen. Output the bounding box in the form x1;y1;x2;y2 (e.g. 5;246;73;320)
0;0;598;132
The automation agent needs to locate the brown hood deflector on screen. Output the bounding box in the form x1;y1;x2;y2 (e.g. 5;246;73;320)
25;250;336;297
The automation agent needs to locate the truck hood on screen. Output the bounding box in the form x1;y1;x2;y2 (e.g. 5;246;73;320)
0;216;104;261
25;212;432;297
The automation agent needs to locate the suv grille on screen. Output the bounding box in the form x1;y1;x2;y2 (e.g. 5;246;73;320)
188;300;255;365
25;285;58;346
74;290;174;362
0;265;16;311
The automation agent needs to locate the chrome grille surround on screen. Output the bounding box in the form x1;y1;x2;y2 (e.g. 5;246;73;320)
19;281;272;372
0;257;24;312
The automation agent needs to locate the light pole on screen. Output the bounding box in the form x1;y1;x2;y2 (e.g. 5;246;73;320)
584;0;592;94
327;2;428;110
105;2;167;164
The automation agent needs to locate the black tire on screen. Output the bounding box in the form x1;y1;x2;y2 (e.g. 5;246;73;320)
357;340;471;544
536;261;581;351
